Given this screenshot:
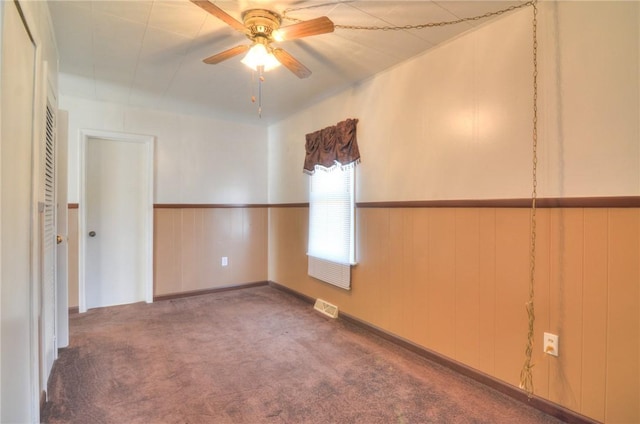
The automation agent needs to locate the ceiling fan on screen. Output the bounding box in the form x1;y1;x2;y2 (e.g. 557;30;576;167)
190;0;335;78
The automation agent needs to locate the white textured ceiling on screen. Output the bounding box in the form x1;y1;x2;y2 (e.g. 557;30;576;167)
49;0;526;124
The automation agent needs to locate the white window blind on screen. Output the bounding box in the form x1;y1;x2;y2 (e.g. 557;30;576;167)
308;166;355;289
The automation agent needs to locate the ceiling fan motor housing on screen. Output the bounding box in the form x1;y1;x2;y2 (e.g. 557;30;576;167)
242;9;282;40
192;1;326;78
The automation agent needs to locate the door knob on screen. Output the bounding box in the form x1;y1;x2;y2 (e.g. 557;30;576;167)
56;235;63;244
89;231;96;237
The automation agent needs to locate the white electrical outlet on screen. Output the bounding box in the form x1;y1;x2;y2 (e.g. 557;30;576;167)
543;332;559;357
221;256;228;267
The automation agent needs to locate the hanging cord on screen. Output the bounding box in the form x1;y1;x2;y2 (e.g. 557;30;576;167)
519;0;538;398
282;1;534;30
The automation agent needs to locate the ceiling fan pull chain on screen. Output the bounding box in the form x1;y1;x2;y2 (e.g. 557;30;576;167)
248;66;265;117
251;70;257;104
258;65;264;118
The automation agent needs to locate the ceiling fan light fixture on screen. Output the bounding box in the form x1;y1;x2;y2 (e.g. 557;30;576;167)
241;43;281;72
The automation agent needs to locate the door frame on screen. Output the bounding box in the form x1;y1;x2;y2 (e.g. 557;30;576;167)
78;129;154;313
56;109;69;347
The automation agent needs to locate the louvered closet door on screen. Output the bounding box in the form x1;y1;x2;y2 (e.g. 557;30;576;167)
42;100;57;382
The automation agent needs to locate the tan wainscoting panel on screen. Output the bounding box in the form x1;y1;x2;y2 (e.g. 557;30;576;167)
605;209;639;424
581;209;608;421
154;208;182;295
267;207;310;287
154;207;268;296
492;208;530;386
454;209;481;369
268;205;639;423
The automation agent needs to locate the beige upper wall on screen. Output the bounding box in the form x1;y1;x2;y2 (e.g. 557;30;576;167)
61;2;640;205
62;95;269;204
268;2;640;203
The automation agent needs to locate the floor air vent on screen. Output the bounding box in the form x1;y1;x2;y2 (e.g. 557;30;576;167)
314;299;339;319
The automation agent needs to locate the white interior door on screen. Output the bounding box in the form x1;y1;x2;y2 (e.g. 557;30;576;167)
82;134;153;310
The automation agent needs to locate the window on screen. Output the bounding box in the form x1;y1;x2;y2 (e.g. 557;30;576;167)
303;118;360;290
307;166;355;289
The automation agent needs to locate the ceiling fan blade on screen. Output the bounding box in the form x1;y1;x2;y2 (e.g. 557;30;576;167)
190;0;246;32
272;48;312;79
203;45;249;64
277;16;335;41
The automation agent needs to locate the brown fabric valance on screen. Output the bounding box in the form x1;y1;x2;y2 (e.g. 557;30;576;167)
303;118;360;174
